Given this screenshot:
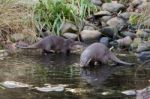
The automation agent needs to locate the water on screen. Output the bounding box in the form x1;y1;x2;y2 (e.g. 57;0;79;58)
0;52;149;99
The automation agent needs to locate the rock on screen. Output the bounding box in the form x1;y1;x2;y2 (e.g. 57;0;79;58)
80;30;101;41
60;22;78;33
142;18;150;28
83;26;95;30
122;90;136;96
100;26;118;38
63;33;78;39
99;37;111;47
0;50;8;60
107;17;127;31
136;41;150;52
0;81;32;88
121;31;136;38
110;36;133;47
11;33;25;41
136;2;149;12
137;51;150;62
94;11;112;16
102;3;125;13
3;42;17;54
118;12;130;20
34;84;67;92
130;37;141;50
131;0;145;7
101;16;112;23
136;29;150;38
91;0;102;6
144;29;150;33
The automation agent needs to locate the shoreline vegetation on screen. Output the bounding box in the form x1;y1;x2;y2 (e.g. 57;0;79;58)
0;0;150;55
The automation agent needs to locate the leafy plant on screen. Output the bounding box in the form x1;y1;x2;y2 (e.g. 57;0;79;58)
34;0;98;36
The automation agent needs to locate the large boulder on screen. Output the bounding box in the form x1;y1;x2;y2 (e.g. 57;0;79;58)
80;30;101;41
102;3;125;13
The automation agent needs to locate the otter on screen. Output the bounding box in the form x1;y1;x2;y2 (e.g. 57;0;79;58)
80;43;134;67
16;35;80;54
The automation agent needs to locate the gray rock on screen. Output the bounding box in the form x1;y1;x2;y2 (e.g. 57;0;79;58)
63;33;78;40
95;11;112;16
131;0;145;7
118;12;130;20
11;33;25;41
136;41;150;52
121;31;136;38
136;29;150;38
80;30;101;41
102;3;125;12
60;22;78;33
100;26;118;37
142;18;150;27
136;2;150;12
138;51;150;62
107;17;127;31
83;26;95;30
91;0;102;6
101;16;112;23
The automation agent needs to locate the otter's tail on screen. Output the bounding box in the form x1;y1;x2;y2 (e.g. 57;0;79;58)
109;52;134;66
16;43;38;49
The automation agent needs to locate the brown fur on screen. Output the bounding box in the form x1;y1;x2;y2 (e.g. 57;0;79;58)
80;43;134;67
16;35;79;54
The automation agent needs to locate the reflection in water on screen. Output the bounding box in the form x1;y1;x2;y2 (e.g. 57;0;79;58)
80;66;115;88
0;53;149;99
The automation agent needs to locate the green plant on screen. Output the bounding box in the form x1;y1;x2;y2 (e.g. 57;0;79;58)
34;0;98;36
129;15;139;25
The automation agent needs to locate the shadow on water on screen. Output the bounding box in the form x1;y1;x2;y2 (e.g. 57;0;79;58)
0;52;149;99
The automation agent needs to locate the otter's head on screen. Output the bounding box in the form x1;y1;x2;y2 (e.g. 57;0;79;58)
80;52;91;68
65;39;82;50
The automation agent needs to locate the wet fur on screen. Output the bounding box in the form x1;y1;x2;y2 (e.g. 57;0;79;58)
16;35;77;54
80;43;134;67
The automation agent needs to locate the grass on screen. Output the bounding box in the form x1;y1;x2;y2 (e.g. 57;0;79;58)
34;0;99;36
0;0;36;42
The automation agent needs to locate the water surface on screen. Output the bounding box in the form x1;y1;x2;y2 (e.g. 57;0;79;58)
0;52;149;99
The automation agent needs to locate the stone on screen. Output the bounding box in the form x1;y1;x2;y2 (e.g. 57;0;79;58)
136;41;150;52
136;29;150;38
94;11;112;16
131;0;145;7
80;30;101;41
142;18;150;28
60;22;78;33
100;26;118;37
63;33;78;39
91;0;102;6
102;3;125;12
101;16;112;23
107;17;127;31
11;33;25;41
121;31;136;38
118;12;130;20
83;26;95;30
